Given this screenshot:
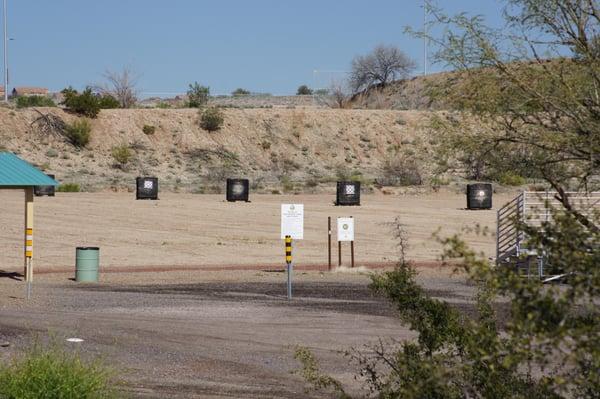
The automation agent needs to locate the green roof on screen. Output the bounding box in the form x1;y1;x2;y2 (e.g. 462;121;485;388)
0;152;59;187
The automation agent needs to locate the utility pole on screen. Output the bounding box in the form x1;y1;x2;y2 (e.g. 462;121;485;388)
423;0;428;76
3;0;7;102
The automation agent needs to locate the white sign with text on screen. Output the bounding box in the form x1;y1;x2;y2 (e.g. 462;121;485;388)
337;217;354;242
281;204;304;239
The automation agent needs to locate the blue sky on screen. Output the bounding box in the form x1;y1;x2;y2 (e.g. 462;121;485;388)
3;1;505;96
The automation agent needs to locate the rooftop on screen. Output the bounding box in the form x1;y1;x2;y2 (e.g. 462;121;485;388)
0;152;58;187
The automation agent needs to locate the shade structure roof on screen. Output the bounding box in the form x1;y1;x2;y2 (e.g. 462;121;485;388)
0;152;58;187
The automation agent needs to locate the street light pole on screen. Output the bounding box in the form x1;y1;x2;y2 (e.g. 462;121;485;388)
3;0;7;102
423;0;428;76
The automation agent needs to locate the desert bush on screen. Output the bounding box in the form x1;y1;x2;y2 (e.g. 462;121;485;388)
97;67;139;108
98;94;120;109
280;175;295;193
199;107;224;131
497;171;526;186
297;210;600;398
187;82;210;108
61;87;101;118
0;344;120;398
232;88;250;96
57;183;80;192
45;148;59;158
15;95;56;108
142;124;156;135
111;145;132;168
64;118;91;147
296;85;313;95
260;140;271;150
381;153;423;186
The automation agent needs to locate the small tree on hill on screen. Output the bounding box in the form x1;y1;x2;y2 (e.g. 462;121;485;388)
61;87;101;118
349;44;416;94
98;67;139;108
296;85;313;95
231;88;250;96
187;82;210;108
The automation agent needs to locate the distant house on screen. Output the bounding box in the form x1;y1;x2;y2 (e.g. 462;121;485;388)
11;87;49;97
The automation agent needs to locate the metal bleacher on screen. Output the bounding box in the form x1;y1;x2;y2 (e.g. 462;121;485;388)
496;191;600;278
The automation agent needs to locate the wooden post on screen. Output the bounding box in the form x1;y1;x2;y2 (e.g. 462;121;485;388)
338;241;342;267
351;241;355;268
328;217;332;271
24;187;34;282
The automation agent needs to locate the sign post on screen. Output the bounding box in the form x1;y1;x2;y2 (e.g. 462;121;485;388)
285;235;292;300
337;217;355;268
328;217;332;270
281;204;304;300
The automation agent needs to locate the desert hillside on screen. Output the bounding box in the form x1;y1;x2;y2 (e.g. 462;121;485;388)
0;106;435;193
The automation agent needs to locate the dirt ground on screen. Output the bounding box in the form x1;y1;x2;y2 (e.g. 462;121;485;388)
0;191;514;272
0;267;481;398
0;191;511;397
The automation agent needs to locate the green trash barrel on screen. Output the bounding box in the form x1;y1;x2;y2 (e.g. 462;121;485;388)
75;247;100;282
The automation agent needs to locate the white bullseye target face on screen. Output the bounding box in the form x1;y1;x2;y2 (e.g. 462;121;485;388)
143;181;154;189
232;183;245;195
345;185;355;195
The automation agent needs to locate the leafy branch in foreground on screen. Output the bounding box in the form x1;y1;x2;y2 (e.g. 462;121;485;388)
295;210;599;398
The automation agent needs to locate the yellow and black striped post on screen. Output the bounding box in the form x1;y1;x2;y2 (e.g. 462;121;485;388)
24;187;34;299
25;228;33;259
285;235;292;264
285;235;293;300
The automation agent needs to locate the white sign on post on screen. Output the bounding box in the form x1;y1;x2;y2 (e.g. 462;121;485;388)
281;204;304;239
337;217;354;242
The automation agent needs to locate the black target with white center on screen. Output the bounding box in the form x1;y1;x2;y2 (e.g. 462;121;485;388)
136;177;159;200
466;183;492;209
336;181;361;206
34;173;56;197
226;178;250;202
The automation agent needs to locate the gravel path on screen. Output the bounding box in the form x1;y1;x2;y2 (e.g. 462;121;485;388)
0;268;478;398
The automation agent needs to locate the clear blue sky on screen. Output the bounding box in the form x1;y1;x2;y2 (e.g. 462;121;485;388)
3;0;505;96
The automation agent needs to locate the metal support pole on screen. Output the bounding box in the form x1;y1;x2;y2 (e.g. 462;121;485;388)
327;217;331;270
338;241;342;267
24;187;34;299
287;262;292;300
3;0;7;102
285;235;292;300
351;241;355;268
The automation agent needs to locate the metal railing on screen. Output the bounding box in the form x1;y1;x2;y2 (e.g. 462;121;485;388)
496;191;600;267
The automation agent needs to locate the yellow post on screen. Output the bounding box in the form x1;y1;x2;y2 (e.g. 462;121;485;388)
24;187;34;282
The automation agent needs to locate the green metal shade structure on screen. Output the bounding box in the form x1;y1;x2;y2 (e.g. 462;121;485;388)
0;152;58;187
0;152;58;285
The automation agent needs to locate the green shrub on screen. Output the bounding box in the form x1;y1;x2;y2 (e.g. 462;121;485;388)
61;87;101;118
57;183;80;192
296;85;313;95
111;144;132;168
232;88;250;96
64;118;91;147
45;148;59;158
98;94;120;109
0;344;120;398
381;153;423;186
15;95;56;108
156;101;171;109
498;171;526;186
187;82;210;108
199;107;224;131
142;124;156;135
